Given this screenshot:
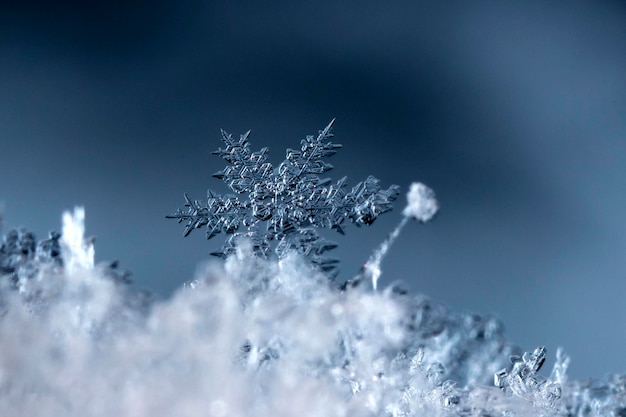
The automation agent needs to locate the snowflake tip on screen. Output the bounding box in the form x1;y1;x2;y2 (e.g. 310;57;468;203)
206;226;221;240
317;119;336;140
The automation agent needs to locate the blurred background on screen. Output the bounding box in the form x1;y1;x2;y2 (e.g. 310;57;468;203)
0;1;624;379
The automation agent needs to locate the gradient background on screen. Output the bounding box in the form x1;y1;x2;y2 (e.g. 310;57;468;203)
1;1;624;379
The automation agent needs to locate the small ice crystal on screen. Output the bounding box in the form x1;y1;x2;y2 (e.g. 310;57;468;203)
494;346;565;410
3;205;626;416
363;182;438;290
403;182;438;222
1;227;62;291
61;207;94;272
1;209;131;298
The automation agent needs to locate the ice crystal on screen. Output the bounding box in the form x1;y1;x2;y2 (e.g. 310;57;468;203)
0;227;62;290
2;123;626;416
167;120;400;278
362;182;439;290
0;212;130;295
495;346;563;409
1;203;626;416
61;207;94;273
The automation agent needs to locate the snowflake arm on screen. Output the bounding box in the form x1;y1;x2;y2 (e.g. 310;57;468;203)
166;192;248;239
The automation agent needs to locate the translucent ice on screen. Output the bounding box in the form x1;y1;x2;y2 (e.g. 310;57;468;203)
168;120;400;278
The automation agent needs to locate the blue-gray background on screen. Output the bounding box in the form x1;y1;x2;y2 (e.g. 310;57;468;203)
1;1;624;379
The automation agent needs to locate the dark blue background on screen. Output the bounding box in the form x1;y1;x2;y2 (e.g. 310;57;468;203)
1;1;624;379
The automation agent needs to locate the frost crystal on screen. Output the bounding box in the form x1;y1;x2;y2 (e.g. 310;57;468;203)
167;120;400;277
495;346;563;409
3;201;626;416
61;207;94;273
0;228;62;290
0;211;130;295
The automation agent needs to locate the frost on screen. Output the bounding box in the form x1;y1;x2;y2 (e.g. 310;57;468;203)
167;120;400;278
0;210;129;298
1;123;626;416
494;346;563;409
1;207;625;416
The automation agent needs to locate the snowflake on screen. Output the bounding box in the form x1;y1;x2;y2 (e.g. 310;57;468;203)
167;120;400;278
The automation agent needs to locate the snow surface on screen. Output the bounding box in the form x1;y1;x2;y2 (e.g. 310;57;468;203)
0;208;624;417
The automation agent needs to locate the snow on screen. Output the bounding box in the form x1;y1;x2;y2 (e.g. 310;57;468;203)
402;182;439;223
0;206;623;416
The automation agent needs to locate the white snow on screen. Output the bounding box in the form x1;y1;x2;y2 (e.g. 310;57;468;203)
0;207;620;417
61;207;94;272
403;182;439;222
